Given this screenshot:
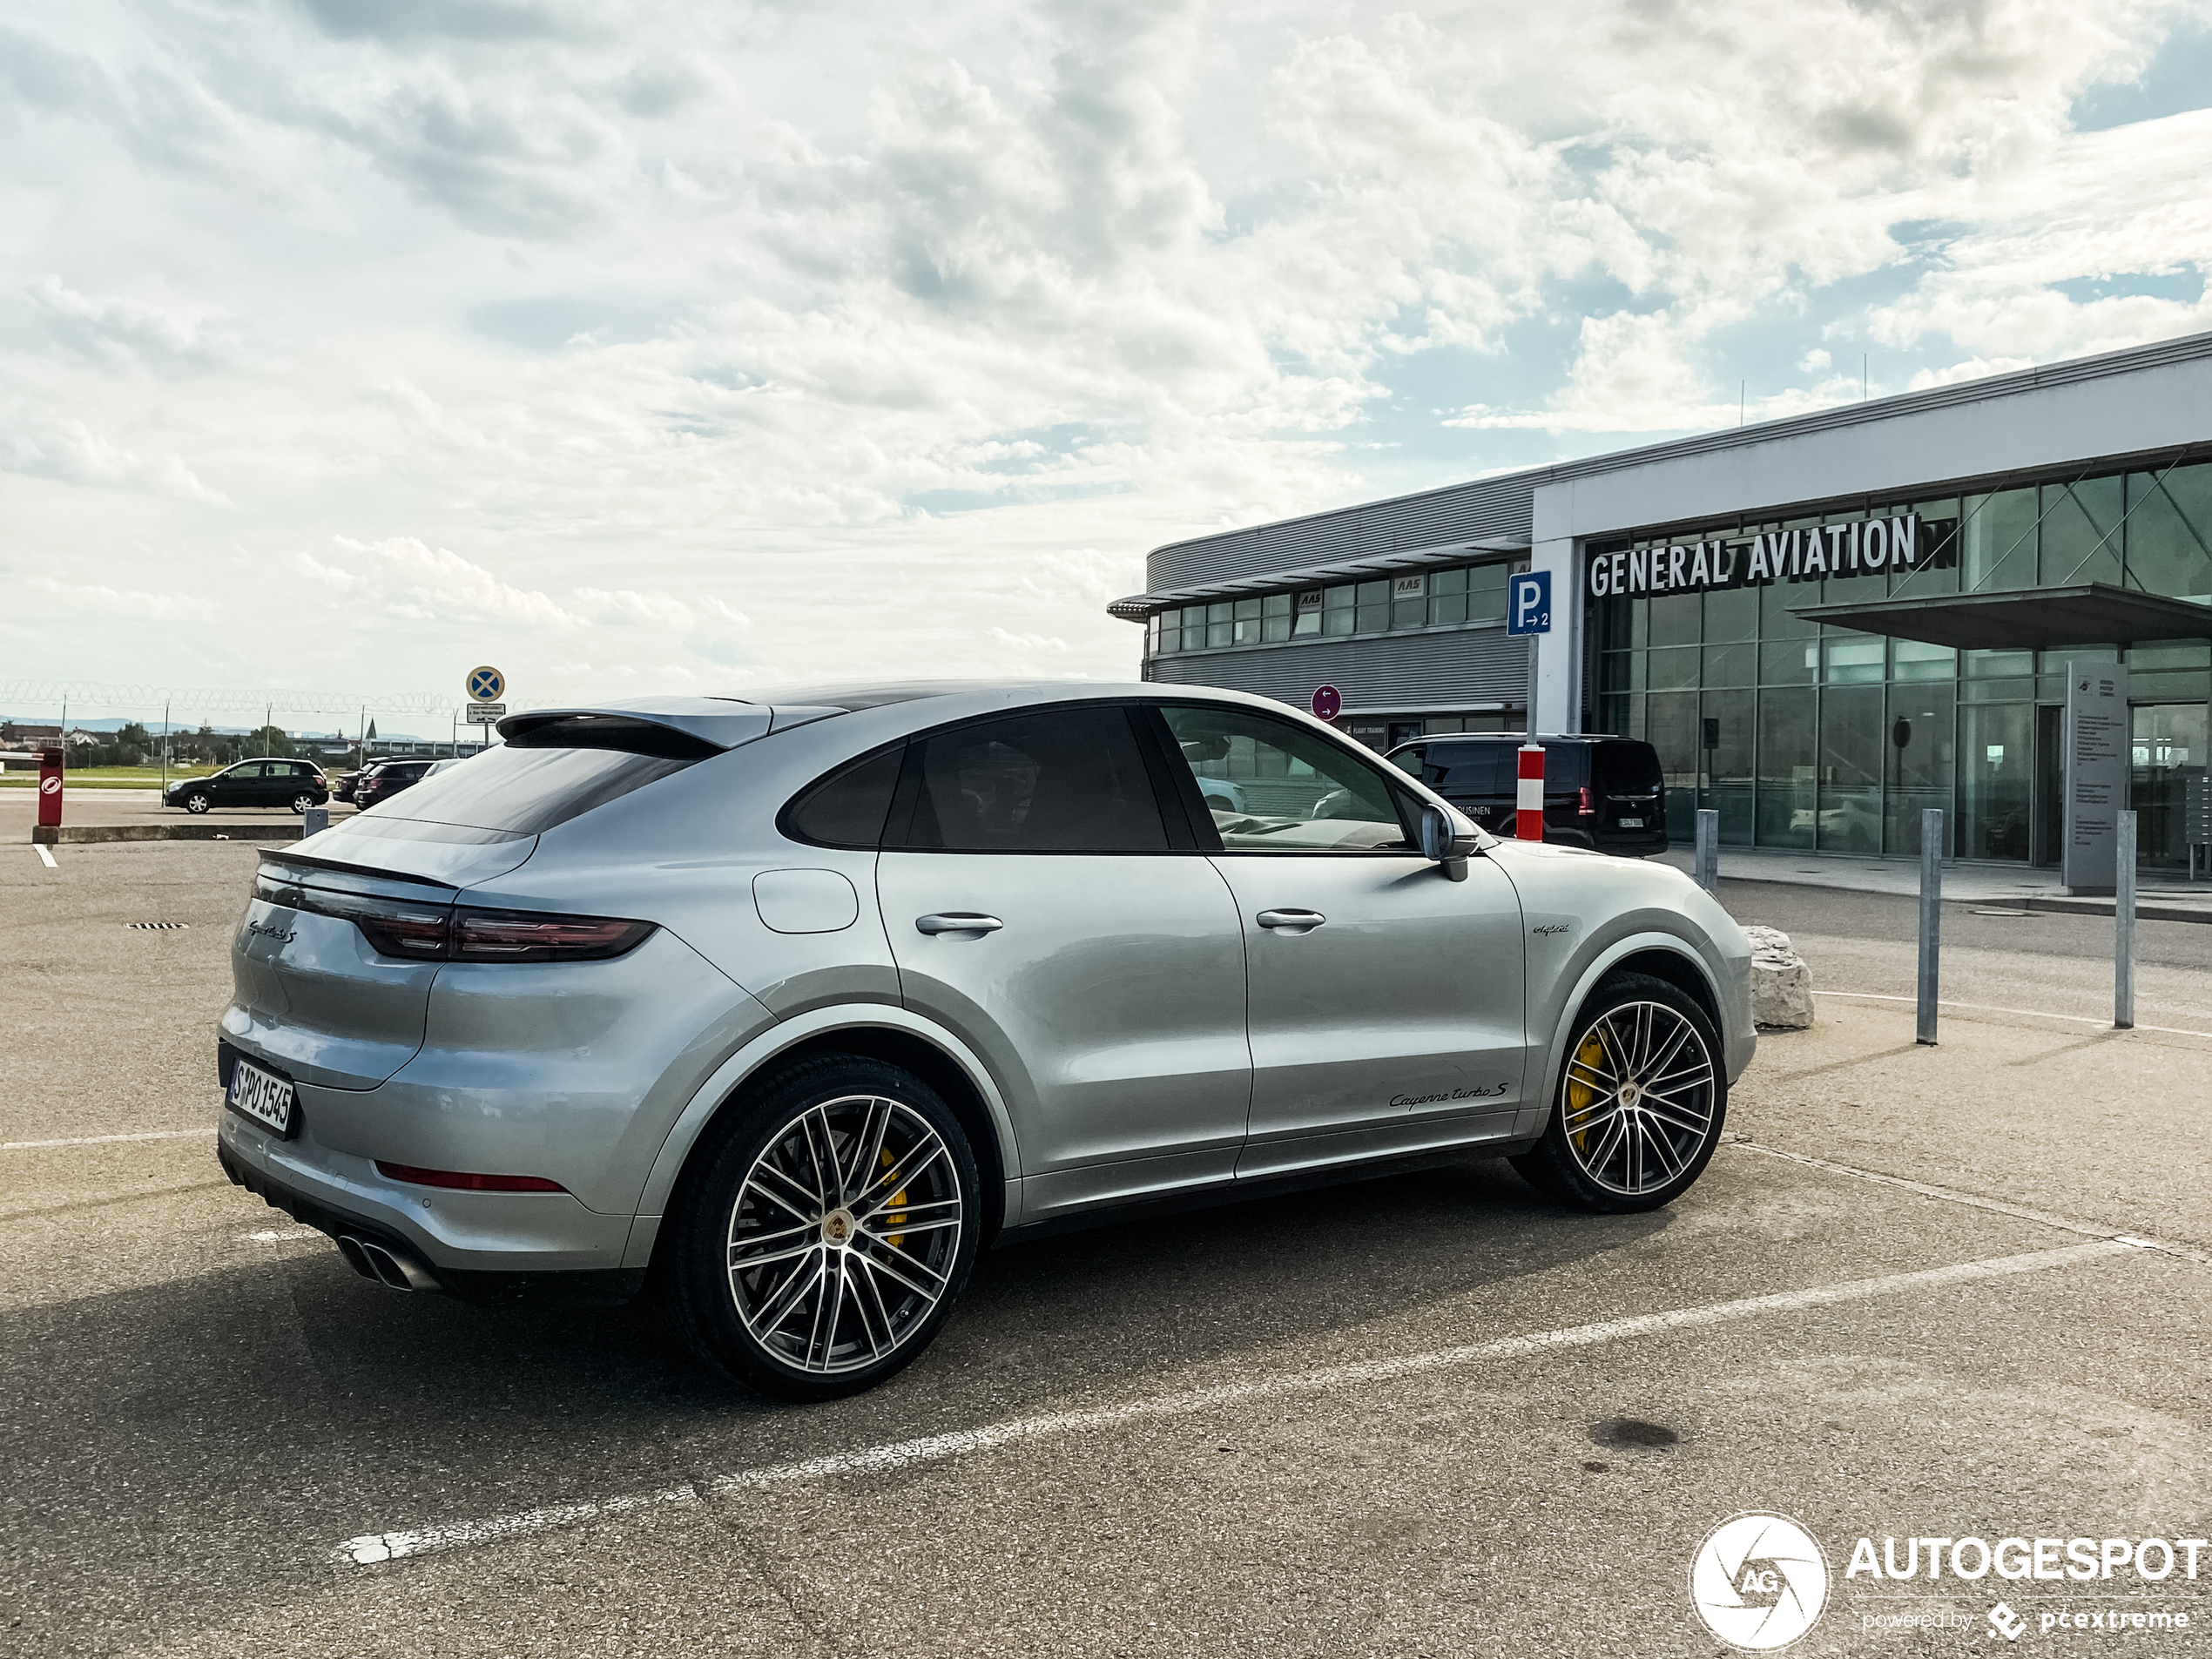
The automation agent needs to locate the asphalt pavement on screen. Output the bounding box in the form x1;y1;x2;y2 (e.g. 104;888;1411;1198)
3;841;2206;1657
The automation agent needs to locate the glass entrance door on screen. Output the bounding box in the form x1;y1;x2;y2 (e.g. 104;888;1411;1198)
2033;705;2063;868
2134;704;2209;870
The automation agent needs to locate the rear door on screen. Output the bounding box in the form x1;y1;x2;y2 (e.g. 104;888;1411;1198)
875;702;1252;1218
1152;703;1529;1177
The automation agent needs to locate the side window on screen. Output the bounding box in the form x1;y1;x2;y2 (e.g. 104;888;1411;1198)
230;763;266;779
1157;705;1413;853
893;706;1167;853
785;745;905;847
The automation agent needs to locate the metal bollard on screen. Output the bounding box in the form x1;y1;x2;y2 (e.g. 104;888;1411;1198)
1694;808;1719;893
1916;807;1942;1045
2116;810;2135;1030
303;806;330;837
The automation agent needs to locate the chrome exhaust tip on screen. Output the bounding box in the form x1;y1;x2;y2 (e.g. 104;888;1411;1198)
336;1234;444;1292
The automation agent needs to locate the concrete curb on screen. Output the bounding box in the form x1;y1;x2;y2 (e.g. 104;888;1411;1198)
30;823;303;844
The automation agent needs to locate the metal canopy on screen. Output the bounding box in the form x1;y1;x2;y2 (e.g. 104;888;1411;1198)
1107;537;1529;621
1791;583;2212;651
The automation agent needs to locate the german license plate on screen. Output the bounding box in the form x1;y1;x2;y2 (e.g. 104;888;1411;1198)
226;1056;297;1137
1618;817;1644;828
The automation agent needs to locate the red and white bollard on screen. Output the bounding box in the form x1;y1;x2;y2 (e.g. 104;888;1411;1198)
1514;742;1546;840
33;745;64;846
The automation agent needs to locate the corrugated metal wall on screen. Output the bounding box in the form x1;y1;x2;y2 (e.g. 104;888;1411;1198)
1148;475;1539;590
1145;627;1531;711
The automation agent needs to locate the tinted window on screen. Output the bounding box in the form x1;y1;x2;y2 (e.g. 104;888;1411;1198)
786;745;904;847
894;707;1166;853
1418;742;1512;796
1595;740;1663;795
1159;705;1410;853
371;745;698;833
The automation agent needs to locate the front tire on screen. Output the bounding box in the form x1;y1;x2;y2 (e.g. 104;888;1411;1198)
1513;972;1726;1213
183;792;211;814
658;1055;980;1400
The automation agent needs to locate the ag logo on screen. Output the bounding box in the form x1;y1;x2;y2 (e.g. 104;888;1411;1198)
1689;1513;1829;1650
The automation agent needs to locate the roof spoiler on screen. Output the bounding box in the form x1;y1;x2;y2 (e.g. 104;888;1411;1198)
496;696;845;753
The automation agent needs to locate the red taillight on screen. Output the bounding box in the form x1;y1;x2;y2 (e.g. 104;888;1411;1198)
1579;786;1596;817
453;910;657;962
354;906;453;958
376;1161;566;1193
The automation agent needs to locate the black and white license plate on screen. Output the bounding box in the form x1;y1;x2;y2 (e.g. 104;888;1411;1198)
1618;817;1645;828
226;1056;297;1137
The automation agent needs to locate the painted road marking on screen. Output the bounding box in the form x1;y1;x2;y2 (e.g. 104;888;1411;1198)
34;844;57;869
334;1238;2137;1568
1824;988;2212;1041
3;1128;206;1150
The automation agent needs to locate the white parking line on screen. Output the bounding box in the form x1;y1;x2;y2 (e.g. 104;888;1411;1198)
34;844;57;869
1823;989;2212;1041
334;1237;2134;1568
2;1128;206;1150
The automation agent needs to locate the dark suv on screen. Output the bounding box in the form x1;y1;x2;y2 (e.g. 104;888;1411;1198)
352;759;436;810
1387;734;1667;855
164;760;330;815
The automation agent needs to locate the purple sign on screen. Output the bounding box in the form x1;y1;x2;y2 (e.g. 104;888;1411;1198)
1311;685;1341;722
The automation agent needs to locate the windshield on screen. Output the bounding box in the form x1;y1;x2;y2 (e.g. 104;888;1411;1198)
366;745;699;834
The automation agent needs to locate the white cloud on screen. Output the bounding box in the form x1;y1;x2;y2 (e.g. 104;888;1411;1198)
3;0;2209;705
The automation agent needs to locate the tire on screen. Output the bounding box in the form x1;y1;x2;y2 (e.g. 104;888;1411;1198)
183;792;211;814
290;793;316;814
1512;971;1726;1213
658;1055;981;1401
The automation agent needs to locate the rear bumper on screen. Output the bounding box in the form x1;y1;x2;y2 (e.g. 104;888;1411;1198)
215;1106;642;1303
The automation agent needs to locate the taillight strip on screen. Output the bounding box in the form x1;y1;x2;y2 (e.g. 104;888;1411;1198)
375;1162;567;1194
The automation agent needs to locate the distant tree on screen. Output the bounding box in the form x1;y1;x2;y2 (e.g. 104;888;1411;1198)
248;725;297;758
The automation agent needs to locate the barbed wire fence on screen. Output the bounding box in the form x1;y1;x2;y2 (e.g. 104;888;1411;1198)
0;680;469;732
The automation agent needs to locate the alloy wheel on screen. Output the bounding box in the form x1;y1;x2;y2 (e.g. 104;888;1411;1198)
185;793;210;813
1560;1000;1717;1196
725;1093;963;1375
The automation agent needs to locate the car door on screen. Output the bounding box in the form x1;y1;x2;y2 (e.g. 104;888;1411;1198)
875;702;1252;1223
218;763;264;806
1152;702;1529;1179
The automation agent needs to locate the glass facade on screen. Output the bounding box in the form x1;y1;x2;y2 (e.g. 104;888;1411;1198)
1149;559;1514;658
1588;459;2212;868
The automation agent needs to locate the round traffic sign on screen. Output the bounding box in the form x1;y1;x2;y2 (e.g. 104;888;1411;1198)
467;666;505;703
40;776;61;795
1311;685;1341;722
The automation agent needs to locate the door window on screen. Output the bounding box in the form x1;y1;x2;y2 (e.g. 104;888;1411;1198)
892;706;1168;853
1158;705;1411;853
228;764;266;779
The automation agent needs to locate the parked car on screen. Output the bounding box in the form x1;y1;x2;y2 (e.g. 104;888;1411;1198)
164;759;329;815
351;758;437;810
219;683;1751;1400
329;766;372;804
1388;734;1668;856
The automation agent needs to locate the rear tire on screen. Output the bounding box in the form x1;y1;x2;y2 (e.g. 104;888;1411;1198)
658;1055;980;1401
290;793;315;814
1512;972;1726;1213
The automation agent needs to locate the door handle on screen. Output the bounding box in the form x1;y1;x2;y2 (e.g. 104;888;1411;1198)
1256;908;1326;932
915;913;1004;936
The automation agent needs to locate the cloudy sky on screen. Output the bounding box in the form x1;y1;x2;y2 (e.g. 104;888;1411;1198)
5;0;2211;725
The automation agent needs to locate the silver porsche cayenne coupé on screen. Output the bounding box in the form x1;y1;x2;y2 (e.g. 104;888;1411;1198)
218;681;1753;1399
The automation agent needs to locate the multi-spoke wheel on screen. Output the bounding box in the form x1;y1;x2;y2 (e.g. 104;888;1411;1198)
660;1056;980;1399
1513;972;1727;1213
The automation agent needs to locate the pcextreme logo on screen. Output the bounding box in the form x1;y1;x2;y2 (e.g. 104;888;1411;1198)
1689;1513;1831;1651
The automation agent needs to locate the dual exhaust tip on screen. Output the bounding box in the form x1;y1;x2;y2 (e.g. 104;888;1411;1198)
334;1233;442;1292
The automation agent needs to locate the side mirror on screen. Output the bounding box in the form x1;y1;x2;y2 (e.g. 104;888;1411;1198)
1418;803;1477;881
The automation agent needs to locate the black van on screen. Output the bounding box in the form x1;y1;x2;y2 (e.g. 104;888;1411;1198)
1386;734;1667;856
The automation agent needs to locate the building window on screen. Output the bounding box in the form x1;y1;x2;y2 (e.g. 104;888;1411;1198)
1262;591;1292;642
1206;602;1233;650
1294;590;1323;635
1323;585;1355;635
1355;580;1390;633
1233;597;1263;646
1390;573;1427;630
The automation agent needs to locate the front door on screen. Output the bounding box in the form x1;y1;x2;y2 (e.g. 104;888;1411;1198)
222;763;269;806
876;703;1251;1222
1153;702;1528;1179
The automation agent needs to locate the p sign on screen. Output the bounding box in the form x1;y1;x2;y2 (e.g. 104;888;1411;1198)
1507;570;1552;635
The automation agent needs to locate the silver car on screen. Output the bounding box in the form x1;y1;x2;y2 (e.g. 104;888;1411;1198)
218;682;1753;1399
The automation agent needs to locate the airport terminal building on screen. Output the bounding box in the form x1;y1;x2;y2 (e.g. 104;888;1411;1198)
1109;331;2212;872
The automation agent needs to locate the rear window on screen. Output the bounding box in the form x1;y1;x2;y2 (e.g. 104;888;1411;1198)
1595;740;1663;795
369;745;699;834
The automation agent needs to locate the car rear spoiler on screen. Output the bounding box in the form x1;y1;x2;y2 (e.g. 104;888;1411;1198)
496;696;845;752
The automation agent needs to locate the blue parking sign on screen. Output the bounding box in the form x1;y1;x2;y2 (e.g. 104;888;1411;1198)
1507;570;1552;635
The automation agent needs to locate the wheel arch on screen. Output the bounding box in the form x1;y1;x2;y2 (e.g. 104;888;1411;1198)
1531;933;1726;1131
631;1004;1022;1255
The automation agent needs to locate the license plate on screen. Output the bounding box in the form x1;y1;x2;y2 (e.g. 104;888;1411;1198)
1618;817;1644;828
226;1057;297;1137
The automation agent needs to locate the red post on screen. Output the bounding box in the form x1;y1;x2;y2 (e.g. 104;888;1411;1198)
34;745;64;845
1515;742;1546;841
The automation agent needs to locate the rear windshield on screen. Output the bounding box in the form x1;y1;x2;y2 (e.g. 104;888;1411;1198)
368;745;699;834
1594;741;1663;794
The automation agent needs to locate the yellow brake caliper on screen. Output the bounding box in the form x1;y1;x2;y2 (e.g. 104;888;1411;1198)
1567;1030;1608;1155
880;1147;907;1251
